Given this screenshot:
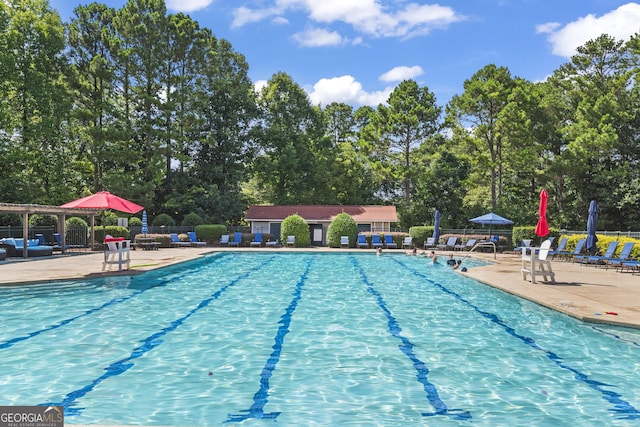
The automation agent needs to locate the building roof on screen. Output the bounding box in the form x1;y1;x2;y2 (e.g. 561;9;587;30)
245;205;398;222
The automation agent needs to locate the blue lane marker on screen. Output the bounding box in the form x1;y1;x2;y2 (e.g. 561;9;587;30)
0;256;226;351
39;257;275;416
226;256;313;423
352;257;471;421
394;258;640;421
591;326;640;348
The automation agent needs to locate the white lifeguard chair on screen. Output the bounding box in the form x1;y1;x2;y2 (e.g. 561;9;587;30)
103;235;131;271
521;239;556;284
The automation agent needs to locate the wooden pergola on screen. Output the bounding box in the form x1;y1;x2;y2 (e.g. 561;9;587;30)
0;202;101;258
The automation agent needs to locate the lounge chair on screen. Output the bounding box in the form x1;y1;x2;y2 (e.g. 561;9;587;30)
219;234;230;246
266;238;279;247
604;242;635;270
401;237;413;249
187;231;207;247
286;235;296;247
513;239;532;254
423;237;436;249
384;234;397;249
521;239;555;284
340;236;350;248
577;241;617;266
554;238;584;261
228;232;243;247
371;234;383;249
170;233;190;248
456;239;477;251
548;237;568;259
437;236;458;251
250;233;263;247
0;237;53;257
357;234;369;249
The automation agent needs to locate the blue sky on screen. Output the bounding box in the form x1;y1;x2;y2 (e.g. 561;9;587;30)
49;0;640;107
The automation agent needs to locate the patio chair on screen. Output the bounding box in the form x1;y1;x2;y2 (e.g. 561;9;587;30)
219;234;230;246
357;234;369;249
371;234;383;249
423;237;436;249
265;238;279;247
437;236;458;251
187;231;207;248
250;233;263;247
170;233;190;248
577;241;617;266
286;235;296;247
513;239;532;254
340;236;350;248
456;239;477;251
549;237;568;259
604;242;635;270
553;238;584;261
228;232;243;247
401;236;413;249
384;234;397;249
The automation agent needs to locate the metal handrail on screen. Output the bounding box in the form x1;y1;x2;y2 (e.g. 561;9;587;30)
462;241;497;260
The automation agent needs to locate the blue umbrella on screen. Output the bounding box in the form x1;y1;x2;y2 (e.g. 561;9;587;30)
586;200;598;254
470;212;513;238
432;210;441;244
141;210;148;236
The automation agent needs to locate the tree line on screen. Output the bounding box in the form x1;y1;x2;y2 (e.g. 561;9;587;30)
2;0;640;231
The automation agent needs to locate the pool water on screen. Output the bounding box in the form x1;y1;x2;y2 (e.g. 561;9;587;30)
1;252;639;426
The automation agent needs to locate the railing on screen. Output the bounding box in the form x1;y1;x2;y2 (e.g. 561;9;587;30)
461;241;498;260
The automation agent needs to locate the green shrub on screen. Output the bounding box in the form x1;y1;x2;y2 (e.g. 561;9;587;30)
95;225;129;243
101;211;119;226
281;214;310;247
29;214;57;226
66;216;88;227
327;213;358;248
128;217;142;227
195;224;227;244
409;226;434;247
152;213;175;226
182;213;204;226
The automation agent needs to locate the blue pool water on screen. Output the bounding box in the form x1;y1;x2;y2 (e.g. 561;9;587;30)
1;252;639;426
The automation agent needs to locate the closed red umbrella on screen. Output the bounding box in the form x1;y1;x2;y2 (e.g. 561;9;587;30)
61;191;143;214
535;189;549;238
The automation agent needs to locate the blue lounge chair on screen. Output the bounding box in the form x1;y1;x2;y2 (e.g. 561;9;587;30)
456;239;477;251
220;234;229;246
250;233;263;247
228;232;243;247
371;234;383;249
549;237;568;259
357;234;369;249
187;231;206;247
384;234;397;249
603;242;635;270
514;239;532;254
423;237;436;249
578;241;617;266
170;233;190;248
554;238;584;261
437;236;457;251
266;238;279;247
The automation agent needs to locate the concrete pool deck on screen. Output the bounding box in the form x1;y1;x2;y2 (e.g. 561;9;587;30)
0;246;638;330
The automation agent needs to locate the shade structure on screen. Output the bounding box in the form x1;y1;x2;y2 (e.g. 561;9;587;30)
432;210;441;244
141;210;149;235
470;212;513;237
586;200;599;254
535;189;549;238
61;191;144;214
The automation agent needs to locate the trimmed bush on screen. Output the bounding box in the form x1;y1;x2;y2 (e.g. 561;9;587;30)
182;213;204;226
128;217;142;227
195;224;227;244
152;213;175;226
281;214;310;247
29;214;57;226
327;213;358;248
95;226;129;243
409;226;434;248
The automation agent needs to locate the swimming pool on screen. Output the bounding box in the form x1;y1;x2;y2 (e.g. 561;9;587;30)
1;252;639;426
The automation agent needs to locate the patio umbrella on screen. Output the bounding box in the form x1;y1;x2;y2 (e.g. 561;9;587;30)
586;200;599;254
432;210;440;244
141;210;149;236
469;212;513;237
61;191;144;214
534;189;549;239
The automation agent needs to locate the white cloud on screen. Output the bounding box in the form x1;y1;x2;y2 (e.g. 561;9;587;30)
307;75;393;106
165;0;213;13
379;65;424;82
292;27;344;47
254;80;268;94
232;1;464;40
538;3;640;57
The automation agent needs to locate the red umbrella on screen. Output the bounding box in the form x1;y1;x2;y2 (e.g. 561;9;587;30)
535;189;549;237
61;191;143;214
